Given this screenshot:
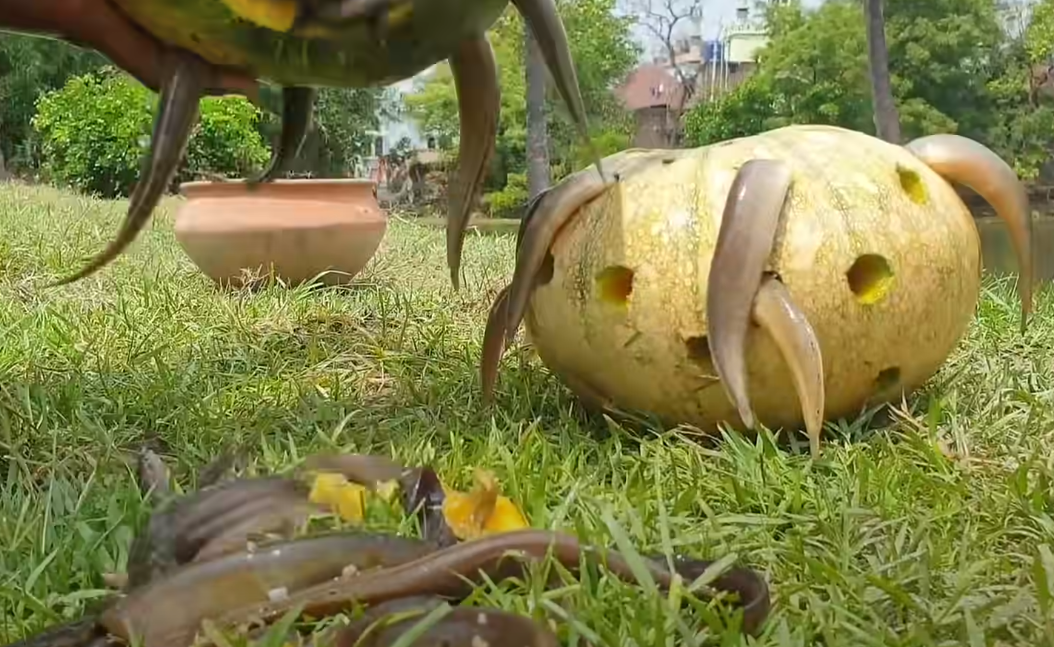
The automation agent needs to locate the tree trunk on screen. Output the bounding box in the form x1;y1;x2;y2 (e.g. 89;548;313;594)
525;30;551;201
864;0;901;144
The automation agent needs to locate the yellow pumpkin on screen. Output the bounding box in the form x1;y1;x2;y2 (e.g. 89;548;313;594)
481;125;1034;456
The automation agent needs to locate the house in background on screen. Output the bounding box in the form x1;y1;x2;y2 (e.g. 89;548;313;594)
362;74;441;187
366;76;431;159
614;0;774;146
614;63;686;147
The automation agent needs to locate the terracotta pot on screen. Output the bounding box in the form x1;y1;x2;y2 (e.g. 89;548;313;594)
174;179;387;288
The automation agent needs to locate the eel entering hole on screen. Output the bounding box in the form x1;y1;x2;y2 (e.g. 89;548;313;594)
904;134;1033;334
503;152;655;350
751;275;826;459
706;158;793;432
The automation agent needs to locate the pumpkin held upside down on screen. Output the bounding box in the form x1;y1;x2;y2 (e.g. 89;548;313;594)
6;0;599;292
481;126;1034;458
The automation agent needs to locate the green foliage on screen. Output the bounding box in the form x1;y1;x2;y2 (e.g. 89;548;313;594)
482;172;528;218
561;127;632;176
983;7;1054;181
181;97;272;185
756;1;872;129
403;63;462;149
32;68;270;198
683;0;1054;180
683;75;780;146
404;0;639;192
0;34;106;171
31;70;153;197
1025;0;1054;64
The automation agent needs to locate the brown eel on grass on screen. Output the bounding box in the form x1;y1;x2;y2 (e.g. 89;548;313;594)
97;527;770;647
3;452;772;647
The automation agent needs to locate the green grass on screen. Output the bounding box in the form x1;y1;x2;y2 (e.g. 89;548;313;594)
0;181;1053;646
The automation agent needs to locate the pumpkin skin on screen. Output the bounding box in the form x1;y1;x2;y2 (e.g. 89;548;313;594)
107;0;510;86
522;124;984;434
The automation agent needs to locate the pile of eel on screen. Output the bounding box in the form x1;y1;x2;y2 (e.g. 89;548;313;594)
5;450;772;647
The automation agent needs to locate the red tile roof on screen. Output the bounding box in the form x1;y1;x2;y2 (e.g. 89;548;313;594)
615;64;686;111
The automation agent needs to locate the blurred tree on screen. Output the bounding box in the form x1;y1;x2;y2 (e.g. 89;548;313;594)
0;34;106;174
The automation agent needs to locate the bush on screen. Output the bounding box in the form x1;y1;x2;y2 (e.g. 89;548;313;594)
181;97;272;184
482;172;528;219
562;127;631;179
682;75;781;147
32;67;270;198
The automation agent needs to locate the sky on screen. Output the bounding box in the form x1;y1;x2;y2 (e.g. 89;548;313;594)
388;0;827;101
625;0;825;53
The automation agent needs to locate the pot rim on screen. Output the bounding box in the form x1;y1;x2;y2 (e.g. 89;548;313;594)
179;178;377;192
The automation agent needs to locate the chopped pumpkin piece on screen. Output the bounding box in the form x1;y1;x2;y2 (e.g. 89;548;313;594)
441;469;528;540
308;472;367;523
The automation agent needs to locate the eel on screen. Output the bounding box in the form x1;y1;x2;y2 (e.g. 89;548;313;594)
247;86;319;185
904;134;1034;334
0;616;115;647
101;531;444;647
479;149;659;399
48;50;210;287
200;529;770;640
479;154;826;456
4;457;771;647
331;596;560;647
127;475;316;588
2;462;319;647
751;276;826;458
705;159;794;434
445;35;501;290
300;453;410;485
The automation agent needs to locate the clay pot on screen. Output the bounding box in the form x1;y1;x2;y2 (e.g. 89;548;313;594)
174;179;387;288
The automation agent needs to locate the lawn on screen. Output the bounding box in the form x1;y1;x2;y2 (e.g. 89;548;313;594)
0;181;1053;647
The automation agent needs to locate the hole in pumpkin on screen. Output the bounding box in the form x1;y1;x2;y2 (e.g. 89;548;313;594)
685;336;711;363
536;251;554;286
846;254;894;304
896;165;927;205
595;265;634;304
874;366;901;393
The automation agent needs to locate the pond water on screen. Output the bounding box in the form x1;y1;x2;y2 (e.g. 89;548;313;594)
975;214;1054;282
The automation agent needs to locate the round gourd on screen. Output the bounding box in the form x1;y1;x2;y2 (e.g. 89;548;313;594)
481;125;1034;455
